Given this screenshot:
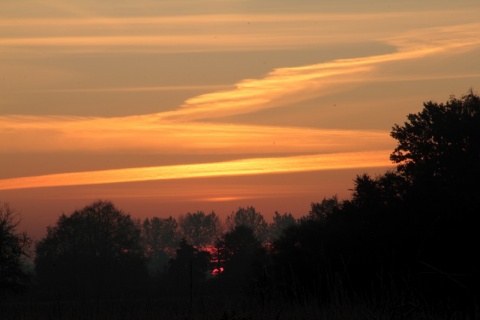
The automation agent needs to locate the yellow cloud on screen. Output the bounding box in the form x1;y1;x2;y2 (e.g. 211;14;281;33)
152;23;480;121
0;151;393;190
0;115;393;155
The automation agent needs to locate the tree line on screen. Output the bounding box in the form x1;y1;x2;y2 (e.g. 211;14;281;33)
1;90;479;317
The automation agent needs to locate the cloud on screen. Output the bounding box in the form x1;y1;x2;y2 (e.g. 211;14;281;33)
38;84;231;93
2;11;478;54
1;19;478;192
155;23;480;121
0;114;393;155
0;151;392;191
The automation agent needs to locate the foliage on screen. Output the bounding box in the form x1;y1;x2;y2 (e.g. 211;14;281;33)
307;195;342;221
215;226;266;294
142;216;179;277
390;91;480;299
0;202;31;294
178;211;222;248
391;90;480;193
34;200;146;292
167;238;211;294
142;216;179;254
268;211;296;242
226;207;268;243
271;90;480;312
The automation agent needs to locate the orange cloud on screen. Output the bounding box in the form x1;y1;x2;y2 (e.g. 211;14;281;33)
152;23;480;121
0;151;393;191
2;11;477;54
0;115;393;155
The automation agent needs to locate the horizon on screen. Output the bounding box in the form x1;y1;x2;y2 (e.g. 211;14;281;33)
1;0;479;241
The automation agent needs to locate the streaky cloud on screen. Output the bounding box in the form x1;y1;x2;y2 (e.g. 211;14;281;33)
0;151;393;191
159;23;480;121
0;115;393;155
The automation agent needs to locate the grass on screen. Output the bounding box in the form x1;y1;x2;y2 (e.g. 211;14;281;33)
1;283;477;320
1;269;477;320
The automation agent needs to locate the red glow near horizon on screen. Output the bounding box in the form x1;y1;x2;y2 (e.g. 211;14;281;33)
212;267;224;276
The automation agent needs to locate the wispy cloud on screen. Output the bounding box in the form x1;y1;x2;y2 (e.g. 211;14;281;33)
1;20;478;191
0;151;392;191
38;84;231;93
158;23;480;121
2;11;477;54
0;115;393;154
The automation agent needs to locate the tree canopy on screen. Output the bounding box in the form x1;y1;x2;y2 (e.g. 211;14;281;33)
226;207;268;243
178;211;222;248
391;90;480;194
0;202;31;294
35;200;146;292
271;90;480;306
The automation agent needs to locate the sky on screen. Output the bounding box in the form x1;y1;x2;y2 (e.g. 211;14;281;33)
1;0;479;240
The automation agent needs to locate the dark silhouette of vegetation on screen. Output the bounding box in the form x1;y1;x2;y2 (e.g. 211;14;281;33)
268;211;296;241
226;206;269;242
142;216;179;276
0;202;31;295
2;90;480;319
215;226;266;295
34;200;147;294
269;90;480;316
166;238;211;296
178;210;223;248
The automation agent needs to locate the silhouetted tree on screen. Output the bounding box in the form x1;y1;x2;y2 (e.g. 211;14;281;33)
167;238;211;295
226;207;268;243
143;216;179;254
307;195;342;221
142;216;179;276
271;216;329;299
268;211;296;242
391;90;480;194
390;90;480;300
35;200;146;293
178;211;222;248
0;202;31;294
215;226;266;294
272;91;480;303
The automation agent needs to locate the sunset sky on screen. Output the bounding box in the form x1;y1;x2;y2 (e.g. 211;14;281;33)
1;0;480;240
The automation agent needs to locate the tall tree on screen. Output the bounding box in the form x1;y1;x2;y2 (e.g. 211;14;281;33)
142;216;179;276
0;202;31;294
307;196;342;221
226;207;268;243
143;216;179;255
215;226;266;294
35;200;146;292
167;238;211;295
178;211;222;248
389;90;480;302
391;90;480;196
268;211;296;242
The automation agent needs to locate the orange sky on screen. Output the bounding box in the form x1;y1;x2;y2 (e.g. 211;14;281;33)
1;0;479;240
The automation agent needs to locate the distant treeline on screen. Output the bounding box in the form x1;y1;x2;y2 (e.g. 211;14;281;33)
1;91;480;319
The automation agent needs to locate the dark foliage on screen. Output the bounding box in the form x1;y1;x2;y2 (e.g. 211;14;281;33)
34;200;147;294
226;207;269;243
178;211;222;248
166;238;211;295
390;91;480;306
215;226;267;295
0;202;31;294
270;91;480;316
